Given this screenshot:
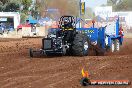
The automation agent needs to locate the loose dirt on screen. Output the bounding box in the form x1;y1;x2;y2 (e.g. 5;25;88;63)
0;38;131;88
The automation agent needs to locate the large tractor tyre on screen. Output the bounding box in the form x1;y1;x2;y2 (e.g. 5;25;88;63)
72;33;90;56
65;47;72;56
114;39;120;52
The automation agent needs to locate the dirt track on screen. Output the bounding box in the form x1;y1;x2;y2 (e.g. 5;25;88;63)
0;38;132;88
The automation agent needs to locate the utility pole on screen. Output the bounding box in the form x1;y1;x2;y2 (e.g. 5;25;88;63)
79;0;85;28
79;0;81;28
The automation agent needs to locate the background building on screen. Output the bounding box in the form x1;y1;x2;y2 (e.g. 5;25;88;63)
0;12;20;29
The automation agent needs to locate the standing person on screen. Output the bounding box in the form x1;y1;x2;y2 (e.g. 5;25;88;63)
119;24;124;37
31;24;37;35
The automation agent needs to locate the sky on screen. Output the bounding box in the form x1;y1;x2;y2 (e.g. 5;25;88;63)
85;0;107;9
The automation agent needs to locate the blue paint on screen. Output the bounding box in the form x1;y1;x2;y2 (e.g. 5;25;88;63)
98;27;105;49
77;28;98;42
76;17;123;51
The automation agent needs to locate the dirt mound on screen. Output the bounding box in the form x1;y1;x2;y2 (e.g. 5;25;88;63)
0;38;131;88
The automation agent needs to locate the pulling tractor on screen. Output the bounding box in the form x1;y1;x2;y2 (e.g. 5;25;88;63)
29;16;124;57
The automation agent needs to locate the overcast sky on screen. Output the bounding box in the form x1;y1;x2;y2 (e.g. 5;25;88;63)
85;0;107;9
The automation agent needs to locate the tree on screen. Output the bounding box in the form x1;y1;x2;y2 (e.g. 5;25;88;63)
67;0;79;16
0;1;3;11
4;2;19;12
107;0;132;11
0;0;20;12
0;0;9;5
36;0;52;17
114;0;132;11
107;0;122;5
35;0;79;18
22;0;32;11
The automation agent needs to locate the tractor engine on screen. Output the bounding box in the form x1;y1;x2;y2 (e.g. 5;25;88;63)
42;28;62;54
42;16;76;55
42;37;63;51
40;16;89;56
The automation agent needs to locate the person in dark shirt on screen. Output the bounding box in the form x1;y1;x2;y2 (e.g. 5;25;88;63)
62;19;73;30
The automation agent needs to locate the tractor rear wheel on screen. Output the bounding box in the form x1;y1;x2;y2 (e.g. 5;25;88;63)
114;39;120;52
72;33;90;56
109;40;115;52
106;40;115;53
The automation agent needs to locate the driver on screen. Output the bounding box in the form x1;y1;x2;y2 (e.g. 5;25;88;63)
62;19;73;30
60;19;74;42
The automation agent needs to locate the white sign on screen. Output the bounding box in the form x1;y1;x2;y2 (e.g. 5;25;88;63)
94;6;112;19
0;18;7;21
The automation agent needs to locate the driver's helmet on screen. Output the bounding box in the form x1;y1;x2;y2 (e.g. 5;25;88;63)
64;19;69;25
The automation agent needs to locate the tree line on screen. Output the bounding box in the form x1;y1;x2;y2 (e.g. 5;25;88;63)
0;0;131;23
0;0;32;12
107;0;132;11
